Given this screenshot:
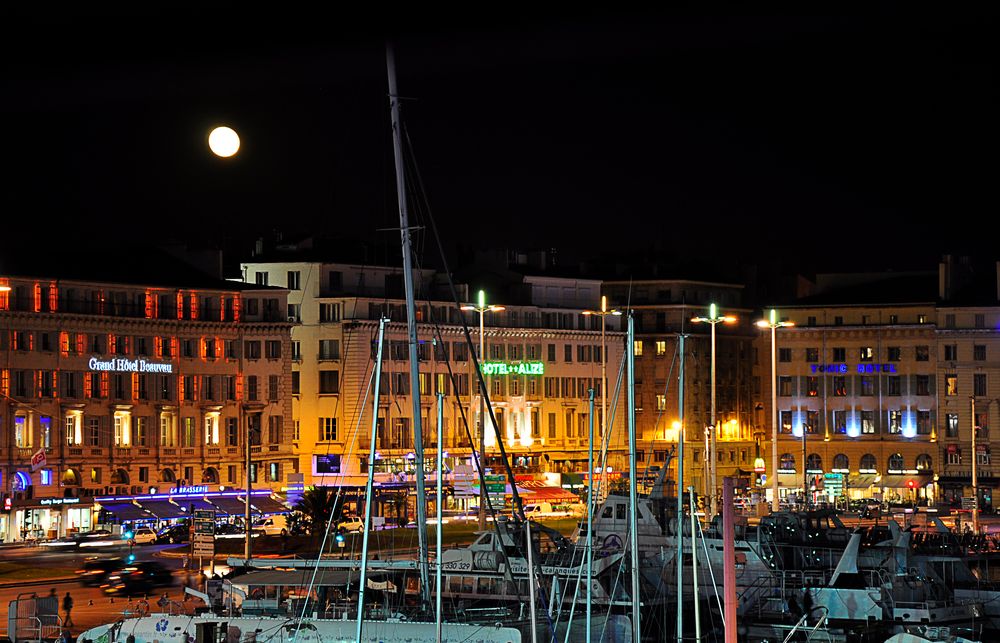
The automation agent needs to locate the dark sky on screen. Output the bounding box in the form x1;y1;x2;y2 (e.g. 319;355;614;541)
0;8;994;277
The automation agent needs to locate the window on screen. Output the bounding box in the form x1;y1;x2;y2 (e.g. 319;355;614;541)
287;271;300;289
916;454;932;471
805;348;819;363
247;375;258;401
916;375;930;396
833;410;846;434
778;376;793;397
887;376;901;396
780;411;792;434
547;344;556;362
778;348;792;362
833;376;847;396
268;375;279;401
265;340;281;359
888;410;902;434
861;411;875;434
946;413;959;437
805;376;819;397
87;417;101;446
655;341;666;356
779;453;795;470
944;345;958;361
633;341;643;357
832;347;846;362
807;316;817;326
915;345;929;361
226;418;239;446
656;394;666;411
135;417;148;446
945;314;956;328
244;341;261;359
255;271;269;286
859;347;874;362
860;376;875;396
319;303;341;323
978;447;991;466
917;410;932;435
182;417;196;447
976;313;986;329
319;370;340;394
887;347;901;361
860;453;877;471
888;453;904;470
945;374;958;396
975;345;987;361
889;314;898;324
975;374;987;397
946;448;961;466
563;345;572;362
833;453;849;470
268;416;282;443
834;316;843;326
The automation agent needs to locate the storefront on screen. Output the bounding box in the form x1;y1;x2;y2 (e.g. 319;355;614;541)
9;496;91;541
95;486;289;531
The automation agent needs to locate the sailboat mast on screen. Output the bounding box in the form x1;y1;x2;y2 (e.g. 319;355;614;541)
356;317;387;643
385;43;431;608
436;391;444;643
626;314;641;641
677;332;686;643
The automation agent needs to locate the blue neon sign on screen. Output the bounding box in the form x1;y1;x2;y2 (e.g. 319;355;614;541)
810;363;898;374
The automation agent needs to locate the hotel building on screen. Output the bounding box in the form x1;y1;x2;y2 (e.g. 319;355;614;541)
239;258;626;500
0;266;295;541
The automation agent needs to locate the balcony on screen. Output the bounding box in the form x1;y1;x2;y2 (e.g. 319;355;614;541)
137;448;151;456
207;447;220;456
115;447;131;458
251;446;262;455
89;448;104;457
163;448;177;456
183;448;196;456
226;447;239;456
68;448;83;456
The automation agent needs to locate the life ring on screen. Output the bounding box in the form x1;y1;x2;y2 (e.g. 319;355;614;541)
602;533;623;551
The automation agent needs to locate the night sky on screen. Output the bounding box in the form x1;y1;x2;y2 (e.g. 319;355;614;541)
0;8;994;278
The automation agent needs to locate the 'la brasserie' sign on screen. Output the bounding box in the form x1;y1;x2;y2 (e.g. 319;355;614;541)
89;357;174;374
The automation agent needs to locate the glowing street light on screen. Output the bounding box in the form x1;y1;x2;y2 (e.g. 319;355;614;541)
691;303;736;519
583;295;622;442
756;309;794;513
461;290;504;531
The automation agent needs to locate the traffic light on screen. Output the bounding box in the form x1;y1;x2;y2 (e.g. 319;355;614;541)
335;532;345;545
122;529;134;540
126;553;136;564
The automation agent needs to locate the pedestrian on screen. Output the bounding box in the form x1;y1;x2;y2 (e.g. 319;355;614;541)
62;591;74;627
158;592;170;610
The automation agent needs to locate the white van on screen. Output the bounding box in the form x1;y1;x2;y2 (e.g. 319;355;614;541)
522;502;572;518
252;514;289;536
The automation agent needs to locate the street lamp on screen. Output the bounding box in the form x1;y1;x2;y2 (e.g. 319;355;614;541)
461;290;504;531
692;303;736;519
583;295;622;442
757;309;794;513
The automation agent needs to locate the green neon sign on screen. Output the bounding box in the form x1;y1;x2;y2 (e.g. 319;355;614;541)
482;361;544;376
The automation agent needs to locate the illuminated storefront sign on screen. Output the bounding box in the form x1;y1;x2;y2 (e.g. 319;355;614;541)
173;485;208;495
89;357;173;373
809;363;897;374
40;497;81;506
482;361;544;376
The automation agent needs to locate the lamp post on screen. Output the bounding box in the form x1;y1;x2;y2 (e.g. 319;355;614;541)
692;303;736;519
583;296;622;463
461;290;504;531
757;309;794;513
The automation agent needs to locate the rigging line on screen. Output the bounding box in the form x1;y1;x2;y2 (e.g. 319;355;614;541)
403;126;546;626
401;123;526;523
696;512;725;619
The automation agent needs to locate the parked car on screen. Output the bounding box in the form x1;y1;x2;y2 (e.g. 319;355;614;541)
104;561;174;595
77;557;125;587
132;527;158;545
252;515;289;536
156;525;189;544
335;516;365;534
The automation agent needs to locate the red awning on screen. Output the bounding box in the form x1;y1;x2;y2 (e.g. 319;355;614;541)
518;481;579;502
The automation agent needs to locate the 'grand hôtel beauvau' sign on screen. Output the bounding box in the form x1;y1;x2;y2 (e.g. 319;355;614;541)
88;357;174;374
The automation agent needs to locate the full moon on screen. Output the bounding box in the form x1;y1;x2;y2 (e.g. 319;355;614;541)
208;126;240;158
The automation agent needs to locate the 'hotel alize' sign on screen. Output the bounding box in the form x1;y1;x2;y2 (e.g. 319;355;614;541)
481;361;545;376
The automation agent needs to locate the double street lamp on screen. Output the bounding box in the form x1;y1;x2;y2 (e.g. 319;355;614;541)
461;290;505;531
756;309;794;513
691;304;736;519
583;296;622;443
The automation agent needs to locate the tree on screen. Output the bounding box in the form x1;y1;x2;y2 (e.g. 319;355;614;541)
292;487;342;537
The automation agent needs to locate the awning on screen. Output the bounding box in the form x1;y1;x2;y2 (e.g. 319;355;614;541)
138;500;186;519
176;498;216;513
209;496;250;516
246;495;289;514
521;486;579;502
847;474;880;488
877;473;934;489
101;502;153;522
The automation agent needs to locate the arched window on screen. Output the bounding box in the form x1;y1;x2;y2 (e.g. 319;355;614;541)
110;469;130;485
780;453;796;470
202;467;219;484
888;453;905;470
160;468;176;483
62;468;81;486
833;453;849;471
860;453;877;471
12;471;31;492
806;453;823;472
916;454;933;471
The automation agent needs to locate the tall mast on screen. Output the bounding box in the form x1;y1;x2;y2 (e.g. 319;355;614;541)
626;315;641;641
386;43;430;608
677;332;686;643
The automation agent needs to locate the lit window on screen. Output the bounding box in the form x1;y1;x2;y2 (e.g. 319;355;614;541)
655;341;666;356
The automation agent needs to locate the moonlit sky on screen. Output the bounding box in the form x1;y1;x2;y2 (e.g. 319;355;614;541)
0;8;994;277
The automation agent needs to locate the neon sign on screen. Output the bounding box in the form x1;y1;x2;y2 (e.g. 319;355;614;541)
481;361;544;376
809;363;897;374
89;357;173;374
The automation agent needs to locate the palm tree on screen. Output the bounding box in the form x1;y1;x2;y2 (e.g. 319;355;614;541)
292;486;341;537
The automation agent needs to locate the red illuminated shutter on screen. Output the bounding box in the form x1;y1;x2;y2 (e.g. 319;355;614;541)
48;282;58;311
236;374;243;401
219;296;225;321
176;293;184;319
35;371;42;397
0;282;8;310
145;291;154;318
84;373;92;398
154;336;163;358
100;373;109;398
0;370;8;397
60;332;69;356
171;338;179;358
108;334;116;354
190;294;199;320
178;377;185;402
76;334;85;354
193;377;199;401
233;297;241;322
33;282;42;312
132;373;139;399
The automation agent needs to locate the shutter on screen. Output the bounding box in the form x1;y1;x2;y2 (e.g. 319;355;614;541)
928;374;936;394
